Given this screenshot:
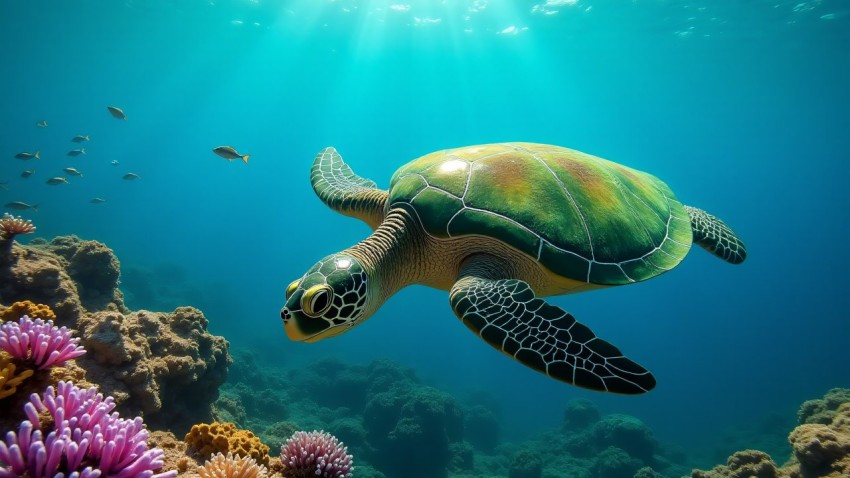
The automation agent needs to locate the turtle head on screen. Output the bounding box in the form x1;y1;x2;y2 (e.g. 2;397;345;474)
281;252;371;342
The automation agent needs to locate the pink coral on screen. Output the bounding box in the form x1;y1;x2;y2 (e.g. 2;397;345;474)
0;316;86;369
0;381;176;478
279;431;353;478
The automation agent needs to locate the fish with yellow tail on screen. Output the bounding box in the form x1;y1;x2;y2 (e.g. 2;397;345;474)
36;120;47;128
15;151;39;160
213;146;250;164
46;177;69;185
107;106;126;120
64;167;83;177
123;173;140;180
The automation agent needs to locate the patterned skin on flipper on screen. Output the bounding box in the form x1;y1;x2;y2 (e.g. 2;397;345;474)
311;147;388;230
684;206;747;264
450;255;655;394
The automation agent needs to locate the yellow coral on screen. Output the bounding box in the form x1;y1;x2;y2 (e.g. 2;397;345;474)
1;353;35;399
0;301;57;322
198;452;268;478
185;422;270;467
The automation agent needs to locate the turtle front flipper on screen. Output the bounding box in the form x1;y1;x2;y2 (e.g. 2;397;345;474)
311;147;389;230
449;255;656;394
685;206;747;264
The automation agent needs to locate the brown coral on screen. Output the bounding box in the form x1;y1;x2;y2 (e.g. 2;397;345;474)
787;403;850;477
77;307;230;431
0;238;87;326
0;300;56;322
198;452;268;478
691;450;779;478
693;390;850;478
185;422;270;467
0;353;35;399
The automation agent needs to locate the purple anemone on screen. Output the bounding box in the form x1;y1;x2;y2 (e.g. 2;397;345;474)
280;430;353;478
0;316;86;369
0;381;176;478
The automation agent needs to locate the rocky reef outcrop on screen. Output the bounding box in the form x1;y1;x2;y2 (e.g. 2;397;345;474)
692;388;850;478
0;236;230;433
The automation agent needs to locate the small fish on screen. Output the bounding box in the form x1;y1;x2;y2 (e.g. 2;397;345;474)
15;151;40;160
36;120;48;128
5;201;38;211
67;148;86;156
46;177;69;185
71;135;90;143
213;146;250;164
123;173;140;180
21;169;35;178
107;106;126;120
111;160;119;166
90;197;106;204
64;167;83;177
0;182;7;191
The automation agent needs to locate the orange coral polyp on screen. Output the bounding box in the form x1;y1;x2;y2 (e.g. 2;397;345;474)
0;353;35;399
185;422;270;467
0;301;57;322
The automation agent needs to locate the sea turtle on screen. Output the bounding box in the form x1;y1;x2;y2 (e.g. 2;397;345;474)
281;143;746;394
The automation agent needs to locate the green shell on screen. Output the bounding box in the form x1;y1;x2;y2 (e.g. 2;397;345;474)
388;143;693;285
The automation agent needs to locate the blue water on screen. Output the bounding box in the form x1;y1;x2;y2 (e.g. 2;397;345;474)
2;0;849;464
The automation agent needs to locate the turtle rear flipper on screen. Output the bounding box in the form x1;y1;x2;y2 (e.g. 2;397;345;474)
685;206;747;264
449;255;656;395
311;147;388;230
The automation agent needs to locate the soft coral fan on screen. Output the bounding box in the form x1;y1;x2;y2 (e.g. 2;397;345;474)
0;316;86;369
0;381;176;478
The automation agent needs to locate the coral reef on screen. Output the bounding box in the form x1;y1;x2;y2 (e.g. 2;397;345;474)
509;449;543;478
364;384;464;478
0;238;87;325
39;235;123;311
78;307;230;430
198;452;269;478
185;422;270;467
278;430;352;478
692;388;850;478
798;388;850;425
0;381;176;478
0;300;56;322
0;236;230;433
563;398;601;431
463;404;500;452
217;350;694;478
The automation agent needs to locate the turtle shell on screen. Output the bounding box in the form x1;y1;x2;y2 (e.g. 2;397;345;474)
387;142;693;285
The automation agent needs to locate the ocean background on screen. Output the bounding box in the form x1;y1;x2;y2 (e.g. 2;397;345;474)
2;0;849;469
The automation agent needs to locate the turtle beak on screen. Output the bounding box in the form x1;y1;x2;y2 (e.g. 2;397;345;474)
282;306;331;342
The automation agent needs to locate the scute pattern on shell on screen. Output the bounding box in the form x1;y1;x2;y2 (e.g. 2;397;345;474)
388;142;693;285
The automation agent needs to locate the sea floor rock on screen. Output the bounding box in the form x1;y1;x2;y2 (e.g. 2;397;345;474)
691;389;850;478
0;236;231;433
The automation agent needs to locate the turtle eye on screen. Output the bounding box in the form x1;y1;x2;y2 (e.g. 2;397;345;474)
302;285;333;317
285;279;301;299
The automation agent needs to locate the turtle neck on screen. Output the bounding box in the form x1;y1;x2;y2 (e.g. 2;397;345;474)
344;206;427;311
